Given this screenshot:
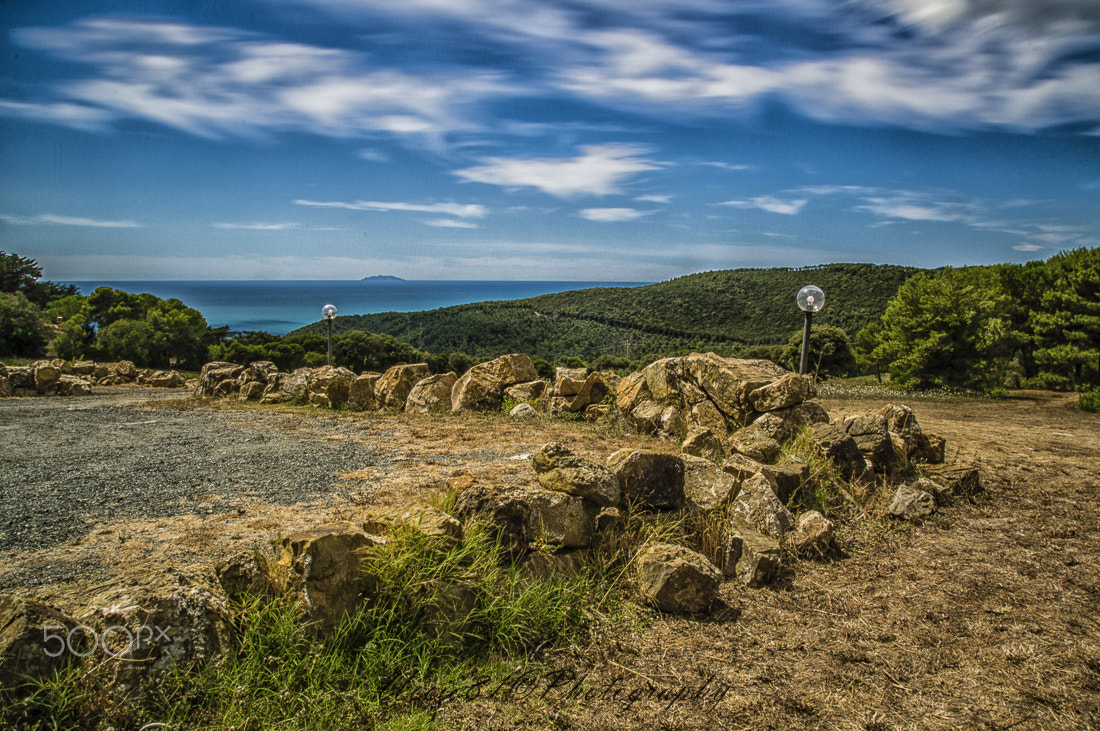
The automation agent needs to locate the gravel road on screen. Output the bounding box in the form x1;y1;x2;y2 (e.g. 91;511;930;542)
0;388;385;556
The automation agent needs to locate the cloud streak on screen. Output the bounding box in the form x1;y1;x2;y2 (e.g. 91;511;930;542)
454;145;660;198
1;212;142;227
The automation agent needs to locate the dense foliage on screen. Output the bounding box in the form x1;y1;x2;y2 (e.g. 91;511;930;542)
0;252;78;357
855;246;1100;392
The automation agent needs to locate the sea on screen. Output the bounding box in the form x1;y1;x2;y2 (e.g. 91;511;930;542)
65;280;650;336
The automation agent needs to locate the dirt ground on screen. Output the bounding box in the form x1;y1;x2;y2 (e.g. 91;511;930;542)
5;389;1100;729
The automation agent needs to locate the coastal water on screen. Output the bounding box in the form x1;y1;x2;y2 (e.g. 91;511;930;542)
66;280;649;335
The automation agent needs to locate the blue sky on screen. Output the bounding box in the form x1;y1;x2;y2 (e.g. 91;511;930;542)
1;0;1098;281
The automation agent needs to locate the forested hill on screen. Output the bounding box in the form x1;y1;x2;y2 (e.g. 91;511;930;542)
290;263;921;362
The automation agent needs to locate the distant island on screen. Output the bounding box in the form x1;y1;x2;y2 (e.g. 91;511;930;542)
361;275;405;282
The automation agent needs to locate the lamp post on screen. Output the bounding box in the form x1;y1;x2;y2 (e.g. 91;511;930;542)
796;285;825;376
322;304;337;367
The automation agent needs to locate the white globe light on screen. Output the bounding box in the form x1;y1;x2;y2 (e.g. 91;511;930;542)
321;304;338;320
796;285;825;313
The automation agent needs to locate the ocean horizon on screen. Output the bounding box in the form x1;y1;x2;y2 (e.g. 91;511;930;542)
65;280;651;336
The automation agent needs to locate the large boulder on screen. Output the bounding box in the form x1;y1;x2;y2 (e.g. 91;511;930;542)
843;413;905;474
554;367;588;396
347;373;382;411
880;404;945;464
533;442;621;508
0;598;80;689
33;360;62;392
759;463;808;504
568;372;612;413
516;487;600;548
261;367;311;404
681;454;740;512
405;372;458;414
728;423;782;464
363;505;463;542
197;361;245;397
55;374;92;396
729;472;795;539
452;486;532;554
807;422;872;481
682;353;788;422
375;363;432;410
278;525;384;631
451;353;538;412
240;360;278;384
307;366;356;409
747;373;816;412
614;371;650;413
635;543;721;614
505;380;547;403
607;449;686;510
681;427;725;462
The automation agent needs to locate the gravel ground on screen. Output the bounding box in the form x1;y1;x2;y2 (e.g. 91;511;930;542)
0;388;385;556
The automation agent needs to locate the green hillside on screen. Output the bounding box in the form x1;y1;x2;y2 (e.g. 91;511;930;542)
289;263;921;362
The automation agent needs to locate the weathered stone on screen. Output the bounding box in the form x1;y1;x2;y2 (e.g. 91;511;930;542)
114;360;138;380
554;367;588;396
642;358;685;401
510;403;538;419
533;442;621;508
659;405;685;439
405;372;458;414
750;401;830;443
451;353;538;412
71;360;96;376
730;472;795;538
375;363;432;410
808;422;872;481
921;464;981;497
0;598;80;689
760;463;808;504
631;400;664;435
916;434;947;464
614;371;650;413
261;367;311;405
512;487;600;548
635;542;721;614
238;380;266;401
682;454;740;512
7;366;34;392
728;424;782;464
722;528;782;587
537;396;572;418
452;486;531;553
791;511;834;556
347;373;382;411
583;403;611;422
240;360;278;384
607;449;686;509
688;399;730;439
279;525;384;630
505;380;547;403
363;504;463;542
518;551;587;582
568;372;610;412
843;413;900;473
747;373;816;412
722;453;765;481
33;361;62;391
888;484;936;520
197;361;245;397
215;552;270;602
681;427;724;462
307;365;356;409
683;353;788;421
0;375;10;398
54;374;92;396
911;476;953;506
146;370;187;388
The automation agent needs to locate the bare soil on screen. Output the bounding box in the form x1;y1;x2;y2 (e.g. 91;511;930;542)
3;389;1099;729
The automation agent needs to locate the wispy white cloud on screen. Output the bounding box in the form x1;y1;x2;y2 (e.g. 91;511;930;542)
213;222;301;230
579;207;653;222
294;199;487;218
423;219;479;228
636;194;673;203
720;196;807;215
454;144;660;198
0;212;141;227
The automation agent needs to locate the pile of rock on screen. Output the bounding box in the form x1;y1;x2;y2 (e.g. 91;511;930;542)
0;359;189;398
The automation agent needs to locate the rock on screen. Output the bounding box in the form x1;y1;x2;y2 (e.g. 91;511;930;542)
658;405;685;439
682;454;740;512
642;357;685;401
278;525;384;630
451;353;538;413
347;373;382;411
791;511;834;555
505;380;547;403
568;372;611;412
607;449;686;510
215;552;270;602
722;528;782;587
363;504;463;542
516;488;600;548
630;400;665;435
7;366;34;392
55;374;92;396
843;413;904;473
888;484;936;519
688;399;730;439
197;361;245;397
911;476;953;506
33;361;62;392
682;353;788;422
635;543;721;614
728;424;781;464
0;375;10;398
0;598;80;689
614;371;650;413
584;403;611;422
510;403;538;419
375;363;432;410
807;422;872;481
71;360;96;376
554;367;588;396
722;453;765;481
307;366;356;409
729;472;795;539
452;486;532;553
245;360;279;383
747;373;816;412
681;427;724;462
759;463;808;504
533;442;621;507
261;367;311;405
405;372;458;414
146;370;187;388
114;360;138;380
238;381;266;401
921;464;981;497
518;551;587;582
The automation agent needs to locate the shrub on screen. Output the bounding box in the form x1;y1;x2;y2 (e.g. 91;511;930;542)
1081;387;1100;413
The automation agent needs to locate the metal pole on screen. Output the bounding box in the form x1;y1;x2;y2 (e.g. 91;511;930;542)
326;319;333;367
799;310;812;376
